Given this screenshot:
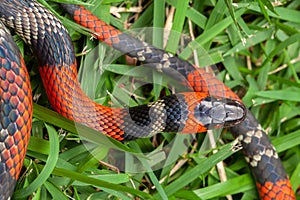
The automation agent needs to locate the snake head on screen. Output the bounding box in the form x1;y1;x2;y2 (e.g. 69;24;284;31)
194;96;246;129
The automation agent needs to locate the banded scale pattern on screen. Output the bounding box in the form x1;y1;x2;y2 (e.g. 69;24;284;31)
0;21;32;199
0;0;295;199
0;1;247;198
0;0;245;140
61;3;296;199
61;4;241;102
123;93;245;139
39;63;245;142
231;113;295;199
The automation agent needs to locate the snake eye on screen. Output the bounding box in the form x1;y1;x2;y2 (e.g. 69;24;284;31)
194;97;246;129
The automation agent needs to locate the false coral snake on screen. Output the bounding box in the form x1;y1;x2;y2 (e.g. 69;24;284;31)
0;0;296;199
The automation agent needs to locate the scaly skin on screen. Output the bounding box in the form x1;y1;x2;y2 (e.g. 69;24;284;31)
0;0;295;199
0;0;247;198
0;21;32;199
62;3;295;199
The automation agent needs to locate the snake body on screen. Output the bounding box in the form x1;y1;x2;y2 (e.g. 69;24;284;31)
0;0;296;199
0;21;32;199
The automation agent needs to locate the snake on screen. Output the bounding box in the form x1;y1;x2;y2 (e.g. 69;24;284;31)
0;0;295;199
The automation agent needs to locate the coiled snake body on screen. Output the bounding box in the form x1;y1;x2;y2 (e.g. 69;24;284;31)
0;0;295;199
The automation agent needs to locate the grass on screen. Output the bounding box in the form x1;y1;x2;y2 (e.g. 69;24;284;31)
12;0;300;199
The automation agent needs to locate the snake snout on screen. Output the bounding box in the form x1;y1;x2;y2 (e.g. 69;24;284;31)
221;100;246;126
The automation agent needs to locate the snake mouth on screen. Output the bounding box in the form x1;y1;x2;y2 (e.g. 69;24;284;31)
194;97;247;129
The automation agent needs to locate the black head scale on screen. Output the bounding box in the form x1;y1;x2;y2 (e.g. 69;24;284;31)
194;96;246;129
